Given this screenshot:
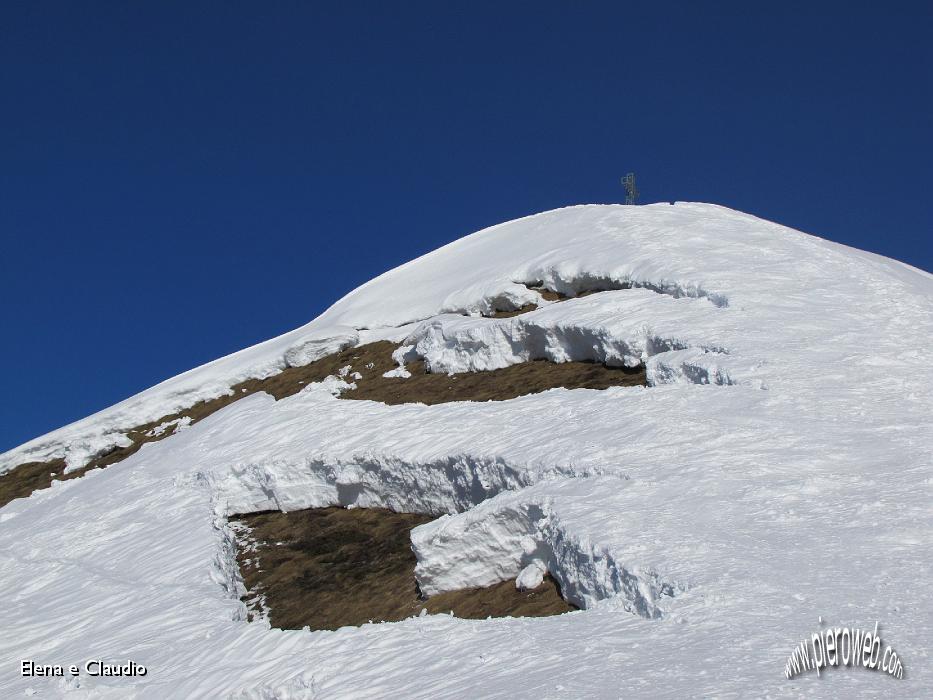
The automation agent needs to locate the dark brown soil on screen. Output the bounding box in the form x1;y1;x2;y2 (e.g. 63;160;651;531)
527;286;565;302
1;340;644;508
487;303;538;318
334;341;645;406
0;378;283;509
0;458;71;505
485;282;633;318
234;506;576;630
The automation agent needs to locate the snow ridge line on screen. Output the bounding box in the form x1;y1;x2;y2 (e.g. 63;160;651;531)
212;514;251;624
647;348;736;386
546;513;682;617
202;453;604;517
174;470;251;624
435;272;729;319
522;271;729;309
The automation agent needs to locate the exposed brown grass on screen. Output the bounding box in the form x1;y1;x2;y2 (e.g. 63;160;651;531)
0;458;70;505
487;303;539;318
486;282;633;318
0;383;270;509
234;506;576;630
2;337;645;508
530;286;565;301
334;341;645;406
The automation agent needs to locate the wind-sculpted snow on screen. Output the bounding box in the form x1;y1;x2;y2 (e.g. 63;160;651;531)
204;445;670;619
392;288;741;385
0;202;848;472
7;202;928;471
0;330;362;473
206;450;595;517
2;203;933;698
198;424;674;619
520;271;729;309
443;270;728;318
411;478;682;618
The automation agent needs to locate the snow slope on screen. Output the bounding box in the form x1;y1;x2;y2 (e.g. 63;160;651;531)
1;203;931;698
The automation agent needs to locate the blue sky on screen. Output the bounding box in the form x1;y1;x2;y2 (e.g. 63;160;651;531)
1;1;931;452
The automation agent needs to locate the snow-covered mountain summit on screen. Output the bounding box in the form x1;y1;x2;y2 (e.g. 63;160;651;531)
2;203;931;698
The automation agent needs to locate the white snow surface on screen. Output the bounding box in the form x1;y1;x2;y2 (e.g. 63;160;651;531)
1;203;932;698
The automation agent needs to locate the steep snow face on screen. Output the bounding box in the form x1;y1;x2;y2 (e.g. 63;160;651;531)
2;202;929;472
390;291;737;384
1;203;932;698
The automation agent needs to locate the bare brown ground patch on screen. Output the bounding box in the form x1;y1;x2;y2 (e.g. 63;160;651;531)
484;282;633;318
526;285;565;302
487;303;538;318
0;380;278;508
1;341;644;508
335;340;645;406
234;506;576;630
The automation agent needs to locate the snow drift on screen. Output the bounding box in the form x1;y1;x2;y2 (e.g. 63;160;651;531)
1;203;932;699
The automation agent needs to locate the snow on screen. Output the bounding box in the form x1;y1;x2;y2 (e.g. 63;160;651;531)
380;367;411;379
146;416;192;438
1;202;932;698
515;559;547;591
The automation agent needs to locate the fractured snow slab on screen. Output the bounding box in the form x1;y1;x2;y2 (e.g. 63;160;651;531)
1;203;932;697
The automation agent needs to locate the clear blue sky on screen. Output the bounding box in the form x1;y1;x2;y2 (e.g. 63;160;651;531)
1;2;931;452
